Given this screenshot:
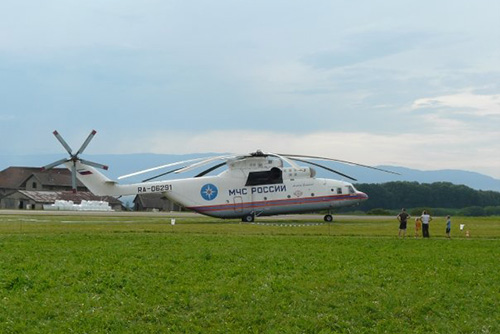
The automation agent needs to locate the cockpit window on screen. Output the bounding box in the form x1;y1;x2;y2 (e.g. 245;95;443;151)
347;186;356;194
245;167;283;186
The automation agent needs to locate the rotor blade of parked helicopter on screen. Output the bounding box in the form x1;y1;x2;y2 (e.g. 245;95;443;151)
174;155;232;174
118;158;206;180
41;158;70;171
79;158;109;170
53;130;73;155
288;157;357;181
194;162;227;178
279;154;400;175
142;167;185;182
75;130;97;156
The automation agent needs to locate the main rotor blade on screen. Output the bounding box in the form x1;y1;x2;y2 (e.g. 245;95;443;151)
279;154;400;175
175;155;232;174
75;130;97;156
142;167;185;182
118;157;206;180
289;157;357;181
41;158;70;171
194;162;227;177
80;158;109;170
53;130;73;155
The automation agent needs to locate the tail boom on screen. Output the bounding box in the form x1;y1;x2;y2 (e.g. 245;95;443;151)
67;161;137;197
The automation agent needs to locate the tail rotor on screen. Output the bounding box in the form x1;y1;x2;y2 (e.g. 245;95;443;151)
42;130;108;192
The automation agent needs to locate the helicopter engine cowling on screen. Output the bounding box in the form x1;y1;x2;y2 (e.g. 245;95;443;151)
282;167;316;180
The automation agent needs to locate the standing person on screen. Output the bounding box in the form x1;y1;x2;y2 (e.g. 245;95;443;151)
421;210;432;238
414;217;422;238
445;215;451;238
397;208;411;238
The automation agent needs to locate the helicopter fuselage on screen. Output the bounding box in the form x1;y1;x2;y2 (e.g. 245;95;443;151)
69;156;368;221
155;173;367;219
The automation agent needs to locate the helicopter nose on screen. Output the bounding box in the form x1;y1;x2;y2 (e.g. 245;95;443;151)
358;191;369;200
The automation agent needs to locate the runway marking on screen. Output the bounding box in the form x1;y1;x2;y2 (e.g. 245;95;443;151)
249;222;327;227
61;220;145;224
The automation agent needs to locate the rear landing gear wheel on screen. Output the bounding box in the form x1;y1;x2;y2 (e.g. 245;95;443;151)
324;214;333;222
242;214;254;222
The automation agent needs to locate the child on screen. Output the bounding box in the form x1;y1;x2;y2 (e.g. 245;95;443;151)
446;215;451;238
415;217;422;238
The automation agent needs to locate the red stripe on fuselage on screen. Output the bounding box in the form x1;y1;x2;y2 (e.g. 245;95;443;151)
187;194;363;213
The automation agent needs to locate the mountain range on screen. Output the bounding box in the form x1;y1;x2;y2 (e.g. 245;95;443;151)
2;153;500;192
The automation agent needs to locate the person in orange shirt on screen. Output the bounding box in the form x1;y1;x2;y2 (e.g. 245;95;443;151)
414;217;422;238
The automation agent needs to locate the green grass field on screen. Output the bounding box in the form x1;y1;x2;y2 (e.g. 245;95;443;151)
1;212;499;333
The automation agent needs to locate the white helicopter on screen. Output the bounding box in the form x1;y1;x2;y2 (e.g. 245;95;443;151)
43;130;398;222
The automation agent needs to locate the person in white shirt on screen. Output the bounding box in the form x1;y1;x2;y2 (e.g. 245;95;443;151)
421;210;432;238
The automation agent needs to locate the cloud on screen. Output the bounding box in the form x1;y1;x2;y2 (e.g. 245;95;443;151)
2;0;500;181
412;91;500;116
302;31;430;69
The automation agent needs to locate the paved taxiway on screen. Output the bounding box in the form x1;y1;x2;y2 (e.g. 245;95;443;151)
0;210;387;221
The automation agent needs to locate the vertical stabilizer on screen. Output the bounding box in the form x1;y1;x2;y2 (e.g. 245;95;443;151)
66;161;122;196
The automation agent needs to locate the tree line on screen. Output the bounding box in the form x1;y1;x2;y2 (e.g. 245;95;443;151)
347;181;500;216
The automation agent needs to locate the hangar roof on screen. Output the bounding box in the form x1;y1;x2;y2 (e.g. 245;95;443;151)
0;166;83;189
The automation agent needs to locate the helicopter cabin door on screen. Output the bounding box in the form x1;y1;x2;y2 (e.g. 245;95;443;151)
233;196;243;213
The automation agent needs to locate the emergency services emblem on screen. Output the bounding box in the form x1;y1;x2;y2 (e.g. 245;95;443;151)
200;184;218;201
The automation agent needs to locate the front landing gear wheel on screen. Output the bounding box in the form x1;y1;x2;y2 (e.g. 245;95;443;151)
242;214;254;222
324;214;333;222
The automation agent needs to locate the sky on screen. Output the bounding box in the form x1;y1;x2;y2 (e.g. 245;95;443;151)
1;0;500;178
